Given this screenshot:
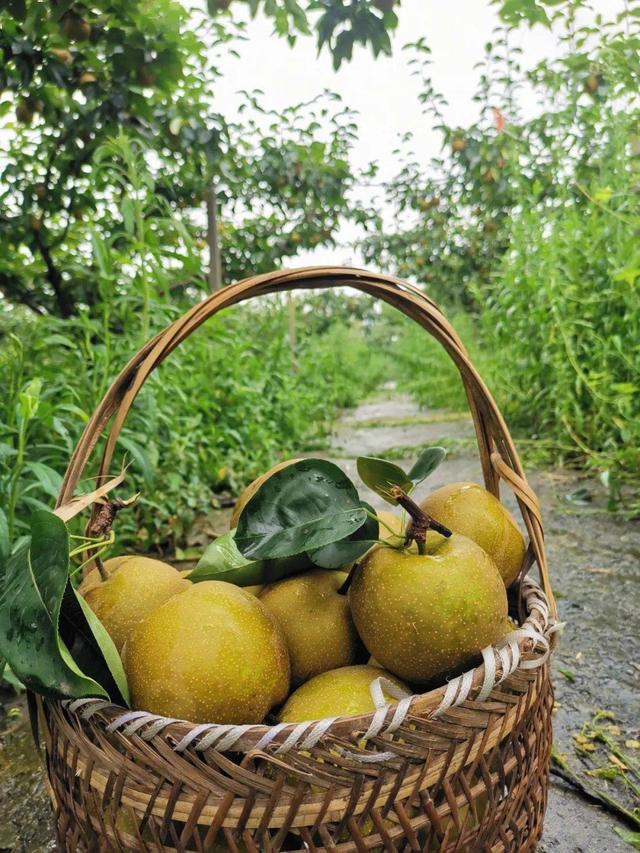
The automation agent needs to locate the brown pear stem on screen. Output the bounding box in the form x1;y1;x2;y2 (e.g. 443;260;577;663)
337;564;357;596
95;554;109;582
389;486;452;551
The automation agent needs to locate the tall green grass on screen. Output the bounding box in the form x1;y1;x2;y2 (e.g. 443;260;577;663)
0;304;388;554
480;129;640;500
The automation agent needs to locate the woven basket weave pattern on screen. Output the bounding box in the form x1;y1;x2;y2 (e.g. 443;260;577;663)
37;268;557;852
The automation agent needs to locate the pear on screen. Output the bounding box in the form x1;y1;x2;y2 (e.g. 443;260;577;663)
78;554;128;595
420;482;525;587
123;581;290;724
230;458;300;529
81;556;189;651
278;665;409;722
349;533;508;684
259;570;363;686
377;510;405;546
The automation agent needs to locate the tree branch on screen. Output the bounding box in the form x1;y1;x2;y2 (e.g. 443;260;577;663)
34;231;74;318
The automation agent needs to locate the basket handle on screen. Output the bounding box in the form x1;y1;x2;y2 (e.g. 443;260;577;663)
55;266;555;617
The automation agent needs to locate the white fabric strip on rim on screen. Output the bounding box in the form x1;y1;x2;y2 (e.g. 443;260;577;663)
79;699;112;720
299;717;338;750
141;716;181;740
434;676;460;718
275;722;314;755
477;646;497;702
65;697;106;715
173;723;218;753
254;722;289;752
208;724;255;752
122;715;163;737
361;676;413;742
105;710;149;734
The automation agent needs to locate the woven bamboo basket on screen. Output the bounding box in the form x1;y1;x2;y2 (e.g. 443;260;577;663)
34;267;558;853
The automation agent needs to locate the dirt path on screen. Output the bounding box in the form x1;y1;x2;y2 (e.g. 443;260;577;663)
1;392;638;851
318;391;639;853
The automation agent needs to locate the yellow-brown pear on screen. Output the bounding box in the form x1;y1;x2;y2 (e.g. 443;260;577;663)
81;556;189;651
349;533;508;684
123;581;290;724
278;665;409;722
420;482;525;587
377;510;405;546
259;570;363;686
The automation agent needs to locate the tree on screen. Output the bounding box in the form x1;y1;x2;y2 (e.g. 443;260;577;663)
0;0;393;318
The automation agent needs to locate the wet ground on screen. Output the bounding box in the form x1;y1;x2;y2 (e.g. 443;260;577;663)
1;392;638;851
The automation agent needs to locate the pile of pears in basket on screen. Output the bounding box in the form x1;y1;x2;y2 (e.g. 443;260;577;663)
82;449;525;726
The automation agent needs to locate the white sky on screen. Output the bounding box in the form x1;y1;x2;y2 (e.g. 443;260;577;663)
210;0;619;265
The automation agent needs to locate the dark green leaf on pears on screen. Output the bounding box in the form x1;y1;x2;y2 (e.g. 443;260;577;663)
235;459;366;560
0;511;107;699
189;530;265;586
408;447;447;485
308;502;379;569
191;531;314;586
59;585;130;706
356;456;413;504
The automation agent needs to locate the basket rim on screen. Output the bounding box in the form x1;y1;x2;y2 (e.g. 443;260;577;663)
52;577;557;760
52;266;555;620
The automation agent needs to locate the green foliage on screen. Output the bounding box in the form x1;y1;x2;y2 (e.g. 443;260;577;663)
0;300;387;552
210;0;401;70
0;511;126;701
307;502;378;569
356;456;413;504
235;459;366;559
0;1;374;318
0;0;226;315
482;137;640;495
189;530;264;586
364;5;640;501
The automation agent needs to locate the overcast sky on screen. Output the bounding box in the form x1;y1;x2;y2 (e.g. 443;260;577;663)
214;0;553;176
210;0;618;265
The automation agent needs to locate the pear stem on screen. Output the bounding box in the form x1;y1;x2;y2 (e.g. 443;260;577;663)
95;554;109;582
337;564;357;596
389;486;452;551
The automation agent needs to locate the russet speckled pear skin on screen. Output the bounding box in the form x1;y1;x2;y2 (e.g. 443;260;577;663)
377;510;405;546
259;570;363;686
420;481;526;587
278;665;409;722
123;581;290;725
349;534;508;684
82;557;190;651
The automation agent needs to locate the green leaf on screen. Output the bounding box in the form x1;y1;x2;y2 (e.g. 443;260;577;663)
308;502;379;569
60;587;130;707
308;501;379;568
615;830;640;850
191;531;314;587
0;507;9;564
5;0;26;21
0;664;24;692
24;461;63;500
17;378;41;425
356;456;413;505
189;530;265;586
0;512;107;699
235;459;366;560
408;447;447;485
